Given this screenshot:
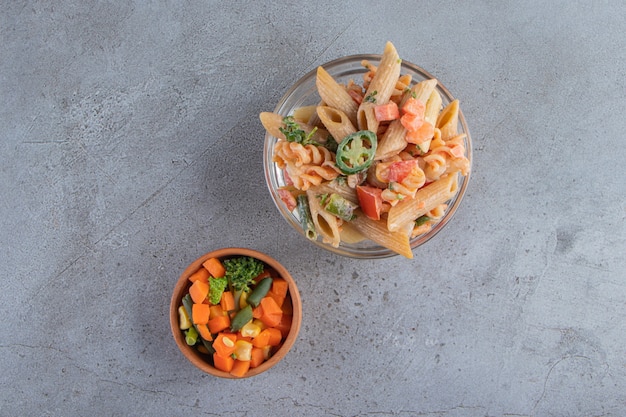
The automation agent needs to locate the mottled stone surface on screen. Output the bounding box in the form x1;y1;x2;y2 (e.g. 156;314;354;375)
2;1;625;416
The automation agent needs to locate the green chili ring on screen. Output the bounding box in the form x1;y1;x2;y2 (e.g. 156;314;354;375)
335;130;377;175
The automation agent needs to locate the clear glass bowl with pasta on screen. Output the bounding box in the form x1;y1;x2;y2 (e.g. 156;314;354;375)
262;44;472;259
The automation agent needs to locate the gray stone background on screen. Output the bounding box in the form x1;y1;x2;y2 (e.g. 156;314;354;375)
2;1;625;416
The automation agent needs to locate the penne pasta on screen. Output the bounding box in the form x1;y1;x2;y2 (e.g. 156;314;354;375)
306;189;342;248
316;106;357;143
349;210;413;259
424;90;442;127
374;120;408;160
436;99;460;140
292;105;319;125
357;42;401;132
415;89;443;154
308;180;358;205
316;66;359;127
410;79;438;104
386;173;459;232
338;221;366;244
374;79;439;160
260;111;335;150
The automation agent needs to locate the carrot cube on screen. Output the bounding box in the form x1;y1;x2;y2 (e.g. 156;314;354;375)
266;328;282;346
188;267;209;284
259;296;283;327
213;333;237;358
400;113;424;132
213;352;234;372
203;257;226;278
208;314;230;334
401;97;425;117
230;359;250;377
191;303;210;325
189;280;209;305
249;347;265;368
220;291;235;312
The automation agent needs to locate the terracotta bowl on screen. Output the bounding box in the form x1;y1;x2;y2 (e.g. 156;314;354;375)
170;247;302;378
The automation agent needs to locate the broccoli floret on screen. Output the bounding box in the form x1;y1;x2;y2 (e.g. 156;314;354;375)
208;277;228;305
224;256;265;292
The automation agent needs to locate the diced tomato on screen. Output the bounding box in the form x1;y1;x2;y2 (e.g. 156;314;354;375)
282;170;293;186
400;113;424;132
386;160;421;183
405;121;434;144
356;185;383;221
277;189;297;212
374;102;399;122
401;97;425;117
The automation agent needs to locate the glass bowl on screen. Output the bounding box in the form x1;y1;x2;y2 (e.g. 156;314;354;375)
263;54;472;259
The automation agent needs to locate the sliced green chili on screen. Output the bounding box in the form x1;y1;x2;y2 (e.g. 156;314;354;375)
335;130;377;175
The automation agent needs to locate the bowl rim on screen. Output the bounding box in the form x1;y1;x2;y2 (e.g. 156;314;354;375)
169;247;302;378
263;54;472;259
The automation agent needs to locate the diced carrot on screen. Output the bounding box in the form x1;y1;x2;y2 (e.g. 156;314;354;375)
208;314;230;334
188;267;209;284
213;352;234;372
249;347;265;368
237;335;253;343
261;296;282;315
213;333;237;358
252;304;264;319
374;102;399;122
259;296;283;328
251;329;271;348
192;303;210;325
275;314;292;339
220;291;235;312
209;305;226;319
405;121;434;144
401;97;425;117
230;359;250;377
267;291;280;307
266;327;282;347
196;323;213;341
189;280;209;305
400;113;424;132
203;257;226;278
268;278;289;307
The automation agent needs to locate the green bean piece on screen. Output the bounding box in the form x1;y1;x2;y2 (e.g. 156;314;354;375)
414;215;431;227
230;305;253;332
246;277;273;307
185;327;198;346
297;194;317;240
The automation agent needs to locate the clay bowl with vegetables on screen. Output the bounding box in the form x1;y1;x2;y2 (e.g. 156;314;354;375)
170;248;302;378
